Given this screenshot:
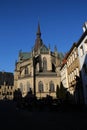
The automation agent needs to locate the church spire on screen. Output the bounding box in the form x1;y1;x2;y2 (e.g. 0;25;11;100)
36;22;41;38
34;22;43;52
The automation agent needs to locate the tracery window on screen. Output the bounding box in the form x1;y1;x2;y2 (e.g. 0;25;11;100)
38;81;44;92
43;57;47;72
25;66;28;75
49;81;55;92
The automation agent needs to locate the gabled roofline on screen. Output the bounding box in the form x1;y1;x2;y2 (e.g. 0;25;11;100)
77;29;87;47
66;42;77;59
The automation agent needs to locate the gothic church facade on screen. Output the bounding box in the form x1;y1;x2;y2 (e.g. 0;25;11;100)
14;23;63;99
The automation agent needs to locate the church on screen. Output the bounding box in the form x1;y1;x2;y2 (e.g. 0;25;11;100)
14;23;63;99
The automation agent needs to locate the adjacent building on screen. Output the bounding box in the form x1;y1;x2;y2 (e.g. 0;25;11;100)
60;22;87;104
66;43;80;94
60;55;68;90
77;22;87;104
60;43;81;103
0;71;14;100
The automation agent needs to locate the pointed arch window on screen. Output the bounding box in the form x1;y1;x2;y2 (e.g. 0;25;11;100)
52;63;56;72
49;81;55;92
43;57;47;72
38;81;44;92
25;66;28;75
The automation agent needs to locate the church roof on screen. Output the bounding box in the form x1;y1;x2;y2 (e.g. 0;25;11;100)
0;72;14;86
19;52;31;61
34;22;49;54
40;44;49;53
34;38;43;52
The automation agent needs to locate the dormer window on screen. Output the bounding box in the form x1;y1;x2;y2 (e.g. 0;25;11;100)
80;45;84;56
83;22;87;32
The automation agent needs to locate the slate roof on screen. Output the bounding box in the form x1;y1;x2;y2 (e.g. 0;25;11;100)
19;52;32;61
40;44;49;53
0;72;14;86
77;29;87;47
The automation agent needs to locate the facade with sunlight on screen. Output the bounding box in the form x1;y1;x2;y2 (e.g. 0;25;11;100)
14;23;64;99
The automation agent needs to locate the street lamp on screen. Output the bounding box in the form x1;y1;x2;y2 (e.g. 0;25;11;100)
33;56;36;97
49;89;51;96
33;55;40;97
40;90;41;99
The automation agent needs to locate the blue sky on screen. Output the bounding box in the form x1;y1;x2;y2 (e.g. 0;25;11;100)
0;0;87;73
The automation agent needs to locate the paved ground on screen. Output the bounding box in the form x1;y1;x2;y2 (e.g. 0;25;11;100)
0;100;87;130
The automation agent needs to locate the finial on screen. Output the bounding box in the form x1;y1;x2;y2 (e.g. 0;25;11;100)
54;45;57;52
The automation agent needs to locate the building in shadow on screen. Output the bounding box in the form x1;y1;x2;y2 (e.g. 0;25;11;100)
0;71;14;100
60;22;87;104
77;22;87;104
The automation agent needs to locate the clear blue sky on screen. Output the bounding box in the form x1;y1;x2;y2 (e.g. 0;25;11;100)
0;0;87;73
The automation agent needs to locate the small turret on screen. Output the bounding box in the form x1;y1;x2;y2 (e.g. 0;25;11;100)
54;45;58;57
54;45;57;52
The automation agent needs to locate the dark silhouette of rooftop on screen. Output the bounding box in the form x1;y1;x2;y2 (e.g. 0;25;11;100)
0;71;14;86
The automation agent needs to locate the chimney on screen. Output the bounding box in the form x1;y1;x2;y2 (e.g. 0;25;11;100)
83;22;87;32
